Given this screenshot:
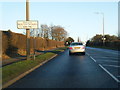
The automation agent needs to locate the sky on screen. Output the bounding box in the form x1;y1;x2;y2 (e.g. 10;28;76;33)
0;0;118;42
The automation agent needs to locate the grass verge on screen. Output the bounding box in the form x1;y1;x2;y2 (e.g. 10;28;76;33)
2;47;67;85
2;52;55;85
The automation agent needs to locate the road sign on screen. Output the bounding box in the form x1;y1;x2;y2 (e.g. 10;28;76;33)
17;20;38;29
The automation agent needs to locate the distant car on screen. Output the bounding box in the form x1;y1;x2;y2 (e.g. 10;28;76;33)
69;42;86;55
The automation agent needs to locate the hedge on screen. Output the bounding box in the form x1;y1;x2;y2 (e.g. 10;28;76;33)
2;30;64;59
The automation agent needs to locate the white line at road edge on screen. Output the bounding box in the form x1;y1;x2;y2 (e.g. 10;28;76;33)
99;64;120;83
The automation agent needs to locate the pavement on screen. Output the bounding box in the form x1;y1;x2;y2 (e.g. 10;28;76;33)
7;47;119;88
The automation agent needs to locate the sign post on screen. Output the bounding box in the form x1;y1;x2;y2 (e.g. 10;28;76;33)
17;0;38;60
17;20;38;29
17;20;38;60
26;0;30;60
33;29;36;60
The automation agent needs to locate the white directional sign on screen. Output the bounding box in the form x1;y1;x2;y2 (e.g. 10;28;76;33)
17;20;38;29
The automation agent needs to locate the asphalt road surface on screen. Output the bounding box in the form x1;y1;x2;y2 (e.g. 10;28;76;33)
8;47;119;88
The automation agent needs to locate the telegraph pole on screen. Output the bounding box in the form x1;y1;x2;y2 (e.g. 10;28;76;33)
26;0;30;60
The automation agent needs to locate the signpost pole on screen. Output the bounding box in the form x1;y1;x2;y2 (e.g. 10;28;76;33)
26;0;30;60
33;29;36;60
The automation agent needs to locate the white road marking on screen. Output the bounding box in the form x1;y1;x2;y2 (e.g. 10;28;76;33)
86;53;96;62
87;53;120;83
86;53;89;56
90;56;96;62
98;60;118;63
100;57;118;60
99;64;120;83
102;64;120;68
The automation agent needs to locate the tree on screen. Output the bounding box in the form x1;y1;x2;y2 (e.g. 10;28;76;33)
87;34;119;47
50;25;68;41
30;29;34;37
104;34;118;42
91;34;103;42
65;37;74;46
86;40;90;46
41;24;50;39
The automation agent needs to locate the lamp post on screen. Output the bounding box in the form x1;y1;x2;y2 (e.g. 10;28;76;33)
94;12;105;46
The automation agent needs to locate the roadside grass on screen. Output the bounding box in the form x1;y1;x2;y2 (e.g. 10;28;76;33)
88;46;119;51
50;47;68;53
2;47;67;85
2;52;55;85
2;47;68;66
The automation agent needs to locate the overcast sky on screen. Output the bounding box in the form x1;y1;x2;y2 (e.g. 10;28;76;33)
0;0;118;42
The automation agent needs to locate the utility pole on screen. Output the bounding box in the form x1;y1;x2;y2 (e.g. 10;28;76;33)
102;13;105;46
26;0;30;60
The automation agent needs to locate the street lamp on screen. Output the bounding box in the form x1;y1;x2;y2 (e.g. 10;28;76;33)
94;12;105;46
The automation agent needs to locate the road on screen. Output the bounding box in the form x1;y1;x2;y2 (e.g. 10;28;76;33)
8;47;119;88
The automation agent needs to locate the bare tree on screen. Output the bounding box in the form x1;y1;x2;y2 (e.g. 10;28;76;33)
32;24;68;41
50;25;68;41
30;29;39;37
30;29;34;37
41;24;50;39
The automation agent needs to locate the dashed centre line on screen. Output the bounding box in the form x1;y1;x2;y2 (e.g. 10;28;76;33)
87;52;120;83
86;53;96;62
99;64;120;83
90;56;96;62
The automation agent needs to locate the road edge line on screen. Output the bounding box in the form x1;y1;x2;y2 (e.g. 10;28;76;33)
2;54;58;89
